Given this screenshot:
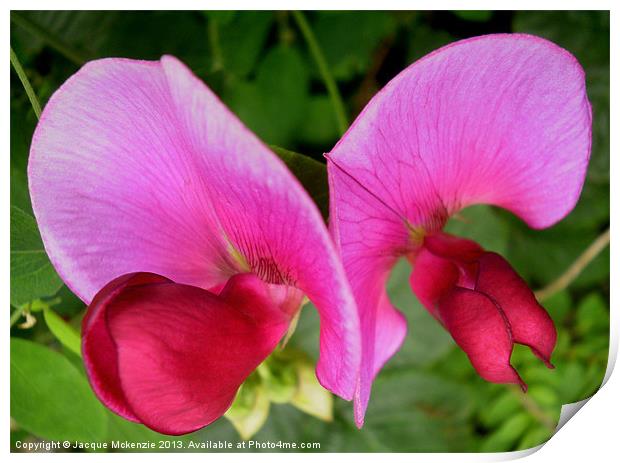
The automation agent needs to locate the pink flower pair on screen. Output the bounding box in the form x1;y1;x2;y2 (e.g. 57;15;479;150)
29;34;591;434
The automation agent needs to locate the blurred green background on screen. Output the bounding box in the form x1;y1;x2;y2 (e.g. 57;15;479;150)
10;10;610;452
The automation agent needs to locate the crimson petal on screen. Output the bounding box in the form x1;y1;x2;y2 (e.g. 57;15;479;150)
82;273;290;435
438;287;526;389
475;252;557;367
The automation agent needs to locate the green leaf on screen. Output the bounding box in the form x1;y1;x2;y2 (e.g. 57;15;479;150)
203;10;236;25
225;375;271;439
257;355;297;404
226;45;310;146
297;95;340;146
270;145;328;219
575;293;609;336
479;393;522;428
218;11;273;78
453;11;493;22
43;308;82;357
361;370;477;451
543;290;572;325
290;356;333;422
10;206;63;307
313;11;396;81
10;338;107;442
480;413;533;452
517;426;553;450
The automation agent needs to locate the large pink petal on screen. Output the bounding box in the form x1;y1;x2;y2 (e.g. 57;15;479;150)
475;253;556;367
83;272;290;435
328;34;591;231
327;166;408;426
328;34;590;421
29;56;360;400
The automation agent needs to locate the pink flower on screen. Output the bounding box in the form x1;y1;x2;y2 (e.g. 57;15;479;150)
327;34;592;426
28;56;361;435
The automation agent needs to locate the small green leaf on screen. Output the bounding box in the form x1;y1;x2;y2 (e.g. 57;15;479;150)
290;357;333;421
270;145;328;219
10;338;107;442
43;308;82;357
10;206;64;307
225;375;270;440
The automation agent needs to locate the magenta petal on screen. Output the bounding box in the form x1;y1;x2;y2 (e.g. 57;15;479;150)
328;168;409;426
438;288;525;389
475;253;557;367
328;34;591;231
29;56;361;400
83;272;289;435
327;34;589;422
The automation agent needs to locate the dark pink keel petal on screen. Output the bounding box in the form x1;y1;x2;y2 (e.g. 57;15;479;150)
82;273;290;435
82;272;172;422
409;247;459;318
438;288;526;390
475;253;557;367
29;56;361;401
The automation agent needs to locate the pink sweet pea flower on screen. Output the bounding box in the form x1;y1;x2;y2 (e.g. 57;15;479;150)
326;34;592;426
28;56;361;435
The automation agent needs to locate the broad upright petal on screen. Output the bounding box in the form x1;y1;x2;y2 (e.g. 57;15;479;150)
83;272;290;435
328;34;591;422
329;34;591;231
327;165;409;426
30;57;360;399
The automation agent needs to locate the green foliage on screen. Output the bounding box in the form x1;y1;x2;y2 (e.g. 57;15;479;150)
10;10;609;453
10;338;108;442
313;11;397;82
225;45;310;146
270;145;329;218
453;11;493;22
43;308;82;357
10;206;63;307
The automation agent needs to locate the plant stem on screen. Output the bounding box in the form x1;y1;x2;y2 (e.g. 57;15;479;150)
10;11;88;66
535;228;610;302
10;47;42;119
291;10;348;135
207;18;223;72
